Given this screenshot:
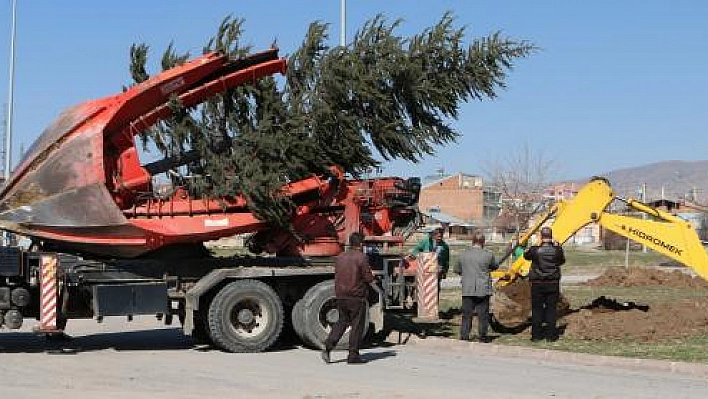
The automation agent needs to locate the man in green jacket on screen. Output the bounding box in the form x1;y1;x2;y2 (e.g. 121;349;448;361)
410;228;450;298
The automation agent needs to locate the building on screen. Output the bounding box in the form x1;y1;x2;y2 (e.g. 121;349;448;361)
418;172;502;227
544;182;581;201
421;208;475;238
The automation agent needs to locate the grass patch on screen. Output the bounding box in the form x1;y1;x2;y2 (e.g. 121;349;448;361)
208;242;706;362
445;244;673;277
493;334;708;364
562;285;708;306
211;242;672;277
383;284;708;364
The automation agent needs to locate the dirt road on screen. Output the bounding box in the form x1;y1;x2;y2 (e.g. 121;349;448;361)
1;317;707;398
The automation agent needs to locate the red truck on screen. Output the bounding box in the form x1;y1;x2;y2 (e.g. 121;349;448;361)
0;48;421;352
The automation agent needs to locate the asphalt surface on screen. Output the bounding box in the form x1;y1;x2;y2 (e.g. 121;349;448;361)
441;273;600;288
2;317;707;398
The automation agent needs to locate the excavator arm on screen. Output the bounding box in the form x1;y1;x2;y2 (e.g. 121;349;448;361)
493;177;708;284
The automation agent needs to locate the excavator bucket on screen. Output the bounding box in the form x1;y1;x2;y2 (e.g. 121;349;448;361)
0;49;288;258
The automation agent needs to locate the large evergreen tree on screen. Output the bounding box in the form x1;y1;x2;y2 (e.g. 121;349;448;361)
129;13;535;228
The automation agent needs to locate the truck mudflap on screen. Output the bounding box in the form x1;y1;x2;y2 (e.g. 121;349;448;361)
369;290;385;334
92;282;168;317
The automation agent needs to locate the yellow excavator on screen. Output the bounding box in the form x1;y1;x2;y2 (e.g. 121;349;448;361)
492;177;708;284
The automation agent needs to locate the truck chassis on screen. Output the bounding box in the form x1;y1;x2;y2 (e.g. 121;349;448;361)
0;245;414;353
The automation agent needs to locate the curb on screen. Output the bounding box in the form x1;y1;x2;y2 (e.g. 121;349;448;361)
387;333;708;378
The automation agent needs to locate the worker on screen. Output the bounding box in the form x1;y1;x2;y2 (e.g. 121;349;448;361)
453;232;499;342
409;228;450;299
523;226;566;342
321;232;381;365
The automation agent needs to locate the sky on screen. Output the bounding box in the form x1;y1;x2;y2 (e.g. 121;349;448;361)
0;1;707;181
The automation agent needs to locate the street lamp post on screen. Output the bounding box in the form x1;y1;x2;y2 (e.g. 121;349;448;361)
340;0;346;46
5;0;17;180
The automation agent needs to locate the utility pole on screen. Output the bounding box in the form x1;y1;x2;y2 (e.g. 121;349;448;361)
1;104;5;177
624;236;630;270
5;0;18;180
340;0;347;46
641;183;647;253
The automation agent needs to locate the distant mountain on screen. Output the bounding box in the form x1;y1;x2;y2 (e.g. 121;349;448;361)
571;160;708;204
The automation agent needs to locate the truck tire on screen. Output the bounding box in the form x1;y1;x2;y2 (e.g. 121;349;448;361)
291;298;315;347
207;279;283;353
300;280;369;350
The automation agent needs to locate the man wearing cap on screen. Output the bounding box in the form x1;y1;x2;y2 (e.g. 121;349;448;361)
523;226;565;342
409;228;450;300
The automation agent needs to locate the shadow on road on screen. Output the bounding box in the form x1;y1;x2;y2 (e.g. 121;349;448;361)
326;350;397;364
0;328;194;354
362;350;397;362
0;327;306;355
379;312;454;345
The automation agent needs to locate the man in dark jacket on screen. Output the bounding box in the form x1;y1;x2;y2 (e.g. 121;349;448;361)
453;232;499;342
321;232;380;365
523;226;565;342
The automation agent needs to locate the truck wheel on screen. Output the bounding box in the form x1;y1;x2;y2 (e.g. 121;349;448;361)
300;280;369;350
291;298;314;347
207;279;283;353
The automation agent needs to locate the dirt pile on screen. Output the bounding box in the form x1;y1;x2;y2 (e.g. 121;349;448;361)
491;279;571;325
488;267;708;341
568;267;708;340
491;279;532;324
583;266;708;288
563;299;708;340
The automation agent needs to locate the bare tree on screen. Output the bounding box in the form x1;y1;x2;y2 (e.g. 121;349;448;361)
483;141;561;235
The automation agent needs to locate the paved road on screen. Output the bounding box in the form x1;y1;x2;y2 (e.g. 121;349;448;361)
2;317;707;398
441;264;697;289
441;274;599;288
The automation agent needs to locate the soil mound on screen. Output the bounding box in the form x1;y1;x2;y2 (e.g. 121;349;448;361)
488;268;708;341
492;278;532;324
583;266;708;288
563;299;708;340
491;279;571;325
568;267;708;340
